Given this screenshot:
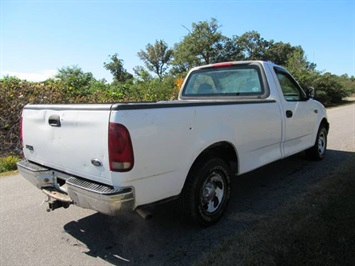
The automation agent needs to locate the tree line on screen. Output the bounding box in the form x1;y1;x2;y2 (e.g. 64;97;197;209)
5;18;354;104
52;18;355;104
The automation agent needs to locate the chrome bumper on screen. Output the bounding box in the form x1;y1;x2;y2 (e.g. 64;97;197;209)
17;160;134;216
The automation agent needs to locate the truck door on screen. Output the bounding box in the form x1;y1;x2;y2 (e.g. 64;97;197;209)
274;67;317;157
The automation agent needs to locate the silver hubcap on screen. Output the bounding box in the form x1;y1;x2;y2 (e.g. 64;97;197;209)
318;131;326;155
201;172;225;214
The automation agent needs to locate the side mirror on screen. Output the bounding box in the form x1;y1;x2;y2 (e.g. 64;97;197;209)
306;87;315;99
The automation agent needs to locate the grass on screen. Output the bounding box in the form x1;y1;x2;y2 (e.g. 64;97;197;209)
0;170;18;177
195;157;355;266
0;155;21;173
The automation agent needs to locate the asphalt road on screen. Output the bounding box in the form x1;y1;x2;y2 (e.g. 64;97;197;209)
1;103;354;266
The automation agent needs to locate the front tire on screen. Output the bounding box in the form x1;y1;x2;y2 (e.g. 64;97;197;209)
306;125;328;160
180;158;231;227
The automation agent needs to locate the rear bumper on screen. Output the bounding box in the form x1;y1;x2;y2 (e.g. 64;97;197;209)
17;160;134;215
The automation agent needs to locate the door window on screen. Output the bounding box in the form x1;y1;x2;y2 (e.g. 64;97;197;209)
275;69;306;101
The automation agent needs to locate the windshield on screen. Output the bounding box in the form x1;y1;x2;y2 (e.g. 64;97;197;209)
182;65;265;97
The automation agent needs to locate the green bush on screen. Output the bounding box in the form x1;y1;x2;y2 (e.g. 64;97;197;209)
0;77;69;157
313;72;350;105
0;156;21;173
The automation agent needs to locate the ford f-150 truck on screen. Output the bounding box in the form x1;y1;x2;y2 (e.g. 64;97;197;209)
18;61;329;226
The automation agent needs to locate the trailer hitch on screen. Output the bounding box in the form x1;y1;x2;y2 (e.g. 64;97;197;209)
42;188;73;212
47;200;71;212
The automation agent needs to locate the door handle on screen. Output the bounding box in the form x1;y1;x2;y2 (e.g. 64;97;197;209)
286;110;293;118
48;114;61;127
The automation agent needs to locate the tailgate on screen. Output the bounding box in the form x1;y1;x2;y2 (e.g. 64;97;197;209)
22;104;113;185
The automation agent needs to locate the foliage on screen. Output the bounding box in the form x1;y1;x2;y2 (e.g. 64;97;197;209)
285;49;316;74
175;77;185;90
339;74;355;95
265;42;301;66
133;66;153;82
312;72;351;105
0;155;21;173
55;65;95;97
172;18;227;73
235;30;271;60
171;20;315;74
1;76;67;156
214;37;244;63
127;75;179;102
137;40;173;80
285;50;351;105
104;54;133;83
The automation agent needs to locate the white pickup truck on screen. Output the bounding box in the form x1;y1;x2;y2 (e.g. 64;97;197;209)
18;61;329;226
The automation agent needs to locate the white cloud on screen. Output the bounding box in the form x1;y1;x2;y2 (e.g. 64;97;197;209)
0;69;57;82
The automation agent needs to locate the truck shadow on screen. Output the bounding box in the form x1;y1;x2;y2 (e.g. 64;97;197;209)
63;149;354;265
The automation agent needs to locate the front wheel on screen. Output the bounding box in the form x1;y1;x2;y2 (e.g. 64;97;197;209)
306;125;328;160
180;158;231;227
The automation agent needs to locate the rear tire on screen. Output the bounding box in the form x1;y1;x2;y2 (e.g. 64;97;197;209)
306;125;328;160
180;158;231;227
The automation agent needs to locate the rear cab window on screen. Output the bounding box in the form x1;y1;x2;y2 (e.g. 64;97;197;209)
180;63;269;99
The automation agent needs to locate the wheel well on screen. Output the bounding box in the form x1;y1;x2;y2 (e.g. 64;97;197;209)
320;118;330;133
191;142;238;175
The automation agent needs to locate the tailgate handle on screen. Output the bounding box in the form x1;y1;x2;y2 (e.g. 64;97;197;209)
48;114;61;127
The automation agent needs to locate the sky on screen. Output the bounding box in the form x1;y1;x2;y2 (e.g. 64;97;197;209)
1;0;354;82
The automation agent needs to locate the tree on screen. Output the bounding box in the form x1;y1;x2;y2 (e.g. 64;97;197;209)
104;54;133;83
284;50;350;105
55;65;94;96
285;49;317;78
265;42;299;66
172;18;228;73
137;40;173;80
133;66;152;82
170;41;198;74
214;37;244;62
235;31;271;60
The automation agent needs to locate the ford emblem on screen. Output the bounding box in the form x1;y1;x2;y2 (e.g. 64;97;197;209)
91;159;103;167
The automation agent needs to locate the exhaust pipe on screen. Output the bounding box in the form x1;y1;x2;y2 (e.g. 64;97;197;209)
135;207;152;220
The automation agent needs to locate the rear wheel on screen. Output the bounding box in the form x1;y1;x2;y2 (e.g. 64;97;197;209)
306;125;328;160
180;158;231;226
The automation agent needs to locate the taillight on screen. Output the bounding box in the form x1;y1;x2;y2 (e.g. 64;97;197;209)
108;122;134;172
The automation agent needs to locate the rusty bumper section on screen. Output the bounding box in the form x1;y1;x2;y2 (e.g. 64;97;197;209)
17;160;134;216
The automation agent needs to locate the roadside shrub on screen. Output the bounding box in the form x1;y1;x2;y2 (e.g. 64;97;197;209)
339;74;355;96
313;73;350;105
0;155;21;173
0;77;67;156
292;71;351;106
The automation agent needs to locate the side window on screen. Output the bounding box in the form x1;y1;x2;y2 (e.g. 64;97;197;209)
275;69;304;101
